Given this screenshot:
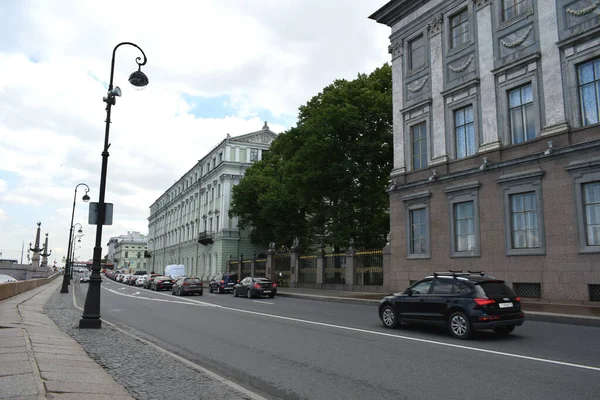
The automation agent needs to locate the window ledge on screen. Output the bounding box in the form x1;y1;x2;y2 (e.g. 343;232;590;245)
451;252;480;258
497;8;534;32
444;180;481;194
565;157;600;172
506;248;546;256
497;168;544;184
407;254;432;260
579;247;600;254
402;190;432;202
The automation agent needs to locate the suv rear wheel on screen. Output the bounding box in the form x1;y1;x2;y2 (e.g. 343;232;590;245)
380;305;398;329
449;311;473;339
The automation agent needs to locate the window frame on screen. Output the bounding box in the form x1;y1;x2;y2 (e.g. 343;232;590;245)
403;191;432;259
250;148;259;162
410;121;429;171
497;71;541;147
449;7;469;50
566;160;600;253
409;34;426;71
453;104;476;159
501;0;528;23
577;58;600;127
445;181;481;258
498;170;546;256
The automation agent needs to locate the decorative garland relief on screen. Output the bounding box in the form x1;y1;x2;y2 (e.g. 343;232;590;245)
566;1;600;16
407;77;428;93
449;55;474;73
500;26;533;48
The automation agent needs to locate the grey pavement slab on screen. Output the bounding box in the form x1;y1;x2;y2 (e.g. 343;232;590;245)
35;352;101;362
0;360;31;377
41;370;126;385
36;362;106;373
0;338;24;348
0;329;24;338
47;394;135;400
0;346;25;354
45;381;131;395
31;345;88;356
0;352;28;362
0;373;37;398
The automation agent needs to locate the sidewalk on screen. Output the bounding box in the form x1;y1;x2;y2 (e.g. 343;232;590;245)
276;287;600;319
0;278;134;400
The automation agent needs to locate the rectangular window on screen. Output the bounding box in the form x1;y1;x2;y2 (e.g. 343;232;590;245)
411;122;428;170
409;208;427;254
209;218;213;232
217;184;221;197
450;9;469;49
216;216;220;232
510;192;539;249
583;182;600;246
454;201;475;252
502;0;526;21
211;187;215;200
409;35;425;70
250;148;259;161
509;84;535;144
578;59;600;126
125;251;128;258
454;106;475;158
218;152;223;163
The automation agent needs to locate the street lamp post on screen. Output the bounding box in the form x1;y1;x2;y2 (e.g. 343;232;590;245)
68;223;84;281
71;234;83;270
60;184;90;293
79;42;148;329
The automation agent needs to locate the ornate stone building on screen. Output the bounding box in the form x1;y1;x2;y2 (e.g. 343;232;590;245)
107;231;148;271
147;123;277;280
371;0;600;303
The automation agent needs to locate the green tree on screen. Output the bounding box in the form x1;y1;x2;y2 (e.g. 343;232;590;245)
230;63;392;250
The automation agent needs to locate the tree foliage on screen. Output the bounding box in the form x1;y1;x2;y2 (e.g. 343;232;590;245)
230;64;393;250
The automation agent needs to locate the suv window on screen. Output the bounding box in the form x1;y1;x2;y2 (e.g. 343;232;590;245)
411;280;432;294
224;274;238;283
453;281;472;294
186;278;201;283
478;281;515;297
432;279;453;294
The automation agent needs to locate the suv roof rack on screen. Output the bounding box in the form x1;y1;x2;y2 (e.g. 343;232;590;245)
432;270;486;278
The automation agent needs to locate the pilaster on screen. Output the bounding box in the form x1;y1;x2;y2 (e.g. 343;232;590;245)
429;15;448;164
389;40;406;175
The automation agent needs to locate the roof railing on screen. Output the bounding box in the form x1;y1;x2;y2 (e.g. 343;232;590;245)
432;270;486;278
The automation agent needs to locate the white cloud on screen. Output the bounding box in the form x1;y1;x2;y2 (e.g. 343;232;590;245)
0;0;391;264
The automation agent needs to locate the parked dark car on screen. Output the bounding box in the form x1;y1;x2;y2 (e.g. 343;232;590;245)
172;277;203;296
151;276;174;291
378;271;525;339
209;273;239;293
144;273;161;289
233;277;277;299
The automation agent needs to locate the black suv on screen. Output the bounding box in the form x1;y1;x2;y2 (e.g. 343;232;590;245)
378;271;525;339
208;273;239;293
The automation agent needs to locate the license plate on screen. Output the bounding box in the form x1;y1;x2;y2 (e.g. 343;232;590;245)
189;285;198;288
499;302;513;308
263;290;271;293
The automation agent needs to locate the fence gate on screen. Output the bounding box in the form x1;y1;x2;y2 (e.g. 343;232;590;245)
273;252;291;287
324;253;345;284
240;259;252;278
254;259;266;278
355;250;383;286
298;255;317;283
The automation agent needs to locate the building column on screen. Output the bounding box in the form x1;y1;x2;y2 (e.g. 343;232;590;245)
428;15;448;165
289;250;299;288
538;0;568;135
389;40;406;176
316;253;325;286
476;0;501;151
344;248;356;288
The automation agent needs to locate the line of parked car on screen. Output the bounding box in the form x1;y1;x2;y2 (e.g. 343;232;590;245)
102;270;277;299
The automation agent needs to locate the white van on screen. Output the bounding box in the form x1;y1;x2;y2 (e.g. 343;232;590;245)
164;264;185;279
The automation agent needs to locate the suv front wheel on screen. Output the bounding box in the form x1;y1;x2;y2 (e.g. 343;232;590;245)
449;311;473;339
380;305;398;329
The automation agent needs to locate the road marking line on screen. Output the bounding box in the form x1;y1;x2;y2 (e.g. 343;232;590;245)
72;287;267;400
101;281;600;372
253;301;274;305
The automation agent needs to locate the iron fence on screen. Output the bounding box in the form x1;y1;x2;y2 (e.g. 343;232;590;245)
513;282;542;298
240;260;252;278
324;253;345;284
355;250;383;286
273;253;291;287
299;255;317;283
254;259;266;278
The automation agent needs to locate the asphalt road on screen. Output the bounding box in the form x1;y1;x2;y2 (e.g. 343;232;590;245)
75;278;600;400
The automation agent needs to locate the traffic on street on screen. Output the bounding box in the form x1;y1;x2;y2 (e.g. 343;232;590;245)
72;274;600;400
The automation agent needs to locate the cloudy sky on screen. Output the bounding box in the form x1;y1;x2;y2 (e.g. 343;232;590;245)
0;0;391;265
